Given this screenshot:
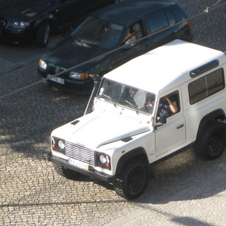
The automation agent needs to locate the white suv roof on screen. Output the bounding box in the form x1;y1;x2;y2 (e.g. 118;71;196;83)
104;40;225;93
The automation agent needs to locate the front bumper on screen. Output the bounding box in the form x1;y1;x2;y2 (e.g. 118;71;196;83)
49;154;116;183
0;25;34;44
39;68;94;95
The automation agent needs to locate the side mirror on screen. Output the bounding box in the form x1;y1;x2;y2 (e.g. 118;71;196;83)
159;113;167;124
122;44;133;50
155;113;167;129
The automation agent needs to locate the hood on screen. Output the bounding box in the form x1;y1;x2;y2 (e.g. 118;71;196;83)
55;111;150;149
42;39;111;71
0;0;49;20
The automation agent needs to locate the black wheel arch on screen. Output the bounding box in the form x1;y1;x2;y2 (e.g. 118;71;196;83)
197;109;226;139
115;147;149;176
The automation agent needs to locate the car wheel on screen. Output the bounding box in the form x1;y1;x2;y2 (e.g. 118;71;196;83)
34;21;50;48
53;163;78;179
114;158;148;200
194;121;226;160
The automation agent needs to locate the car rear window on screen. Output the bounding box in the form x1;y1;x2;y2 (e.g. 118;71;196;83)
145;10;169;33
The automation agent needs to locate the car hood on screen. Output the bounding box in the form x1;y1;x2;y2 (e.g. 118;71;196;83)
0;0;49;19
42;39;111;71
54;111;150;149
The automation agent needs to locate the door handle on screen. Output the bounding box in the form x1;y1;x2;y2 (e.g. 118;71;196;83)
177;124;184;129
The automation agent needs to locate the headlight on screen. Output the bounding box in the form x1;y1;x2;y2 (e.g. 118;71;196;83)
58;140;65;150
7;21;30;29
51;137;65;154
70;72;89;80
99;154;108;164
39;59;47;70
98;154;111;169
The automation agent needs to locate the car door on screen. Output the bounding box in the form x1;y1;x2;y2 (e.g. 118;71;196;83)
154;91;186;156
111;9;176;69
143;9;176;49
110;20;147;69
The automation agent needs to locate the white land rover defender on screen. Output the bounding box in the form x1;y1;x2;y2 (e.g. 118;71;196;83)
48;40;226;200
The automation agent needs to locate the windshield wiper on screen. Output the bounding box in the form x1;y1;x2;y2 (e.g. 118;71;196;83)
73;37;82;44
72;37;89;47
125;100;138;110
125;100;141;114
102;94;117;107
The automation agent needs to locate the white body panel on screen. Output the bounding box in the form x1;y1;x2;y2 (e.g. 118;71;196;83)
51;40;226;178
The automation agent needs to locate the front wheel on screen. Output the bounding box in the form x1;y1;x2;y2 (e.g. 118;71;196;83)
114;159;149;200
194;121;226;160
34;22;50;47
53;163;78;179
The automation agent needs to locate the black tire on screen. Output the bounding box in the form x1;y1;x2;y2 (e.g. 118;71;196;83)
34;22;50;47
53;163;78;179
194;121;226;160
114;159;149;200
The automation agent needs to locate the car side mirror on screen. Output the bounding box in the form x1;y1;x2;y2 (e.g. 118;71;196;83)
122;44;133;50
159;113;167;124
155;113;167;129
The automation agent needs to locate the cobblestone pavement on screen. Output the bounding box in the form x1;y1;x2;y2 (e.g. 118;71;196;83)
1;0;226;225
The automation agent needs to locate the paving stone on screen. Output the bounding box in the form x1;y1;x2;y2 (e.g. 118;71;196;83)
1;0;226;225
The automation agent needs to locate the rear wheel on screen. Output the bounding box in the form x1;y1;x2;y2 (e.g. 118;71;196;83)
53;163;78;179
34;21;50;47
114;159;148;200
194;121;226;160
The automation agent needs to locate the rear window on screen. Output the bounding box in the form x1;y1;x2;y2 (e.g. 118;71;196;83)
188;68;225;104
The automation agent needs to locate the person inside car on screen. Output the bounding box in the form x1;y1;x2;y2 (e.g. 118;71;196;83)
158;94;178;117
123;27;136;45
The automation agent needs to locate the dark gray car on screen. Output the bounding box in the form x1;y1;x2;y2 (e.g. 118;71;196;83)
38;0;193;94
0;0;116;47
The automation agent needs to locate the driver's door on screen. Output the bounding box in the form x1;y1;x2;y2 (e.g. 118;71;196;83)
111;20;147;69
154;91;186;156
112;9;176;69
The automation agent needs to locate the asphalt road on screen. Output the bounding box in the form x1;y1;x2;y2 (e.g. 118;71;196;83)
1;0;226;225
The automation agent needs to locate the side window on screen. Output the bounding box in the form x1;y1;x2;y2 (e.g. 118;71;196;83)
165;9;176;26
123;21;144;45
188;68;225;104
145;11;169;33
157;91;180;118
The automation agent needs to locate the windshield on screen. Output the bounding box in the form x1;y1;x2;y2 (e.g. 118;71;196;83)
97;79;155;115
71;16;124;49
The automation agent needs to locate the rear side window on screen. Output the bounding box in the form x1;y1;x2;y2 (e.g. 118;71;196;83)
145;10;169;33
188;68;225;104
165;9;176;26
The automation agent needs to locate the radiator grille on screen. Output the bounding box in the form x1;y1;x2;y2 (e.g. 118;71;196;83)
65;141;95;166
46;64;65;75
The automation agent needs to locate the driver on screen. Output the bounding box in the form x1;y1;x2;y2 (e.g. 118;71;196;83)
123;27;136;45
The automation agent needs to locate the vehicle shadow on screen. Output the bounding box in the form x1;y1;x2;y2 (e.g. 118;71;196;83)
73;146;226;204
134;148;226;204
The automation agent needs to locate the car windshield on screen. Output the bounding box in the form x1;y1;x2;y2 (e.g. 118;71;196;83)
97;79;155;115
71;16;124;49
